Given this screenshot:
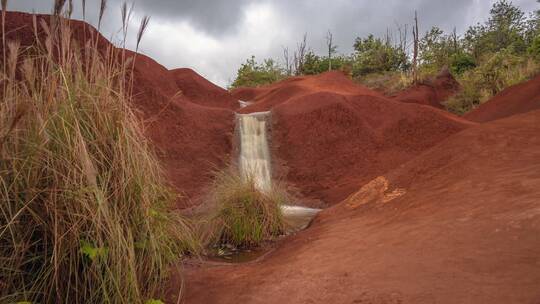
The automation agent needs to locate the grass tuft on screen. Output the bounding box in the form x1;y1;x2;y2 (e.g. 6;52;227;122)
0;3;197;303
202;167;286;248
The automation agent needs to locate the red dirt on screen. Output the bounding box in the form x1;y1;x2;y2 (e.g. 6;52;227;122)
3;11;236;207
176;109;540;304
392;69;461;108
230;86;269;101
465;74;540;122
170;68;239;110
128;56;234;205
235;71;384;114
231;71;473;207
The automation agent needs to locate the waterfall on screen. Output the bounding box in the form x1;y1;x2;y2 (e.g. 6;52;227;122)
236;110;320;232
237;112;272;192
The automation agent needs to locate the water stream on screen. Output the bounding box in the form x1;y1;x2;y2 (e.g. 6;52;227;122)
236;111;321;233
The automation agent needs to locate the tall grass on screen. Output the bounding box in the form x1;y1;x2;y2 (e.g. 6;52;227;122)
201;167;286;248
358;71;414;95
0;2;196;303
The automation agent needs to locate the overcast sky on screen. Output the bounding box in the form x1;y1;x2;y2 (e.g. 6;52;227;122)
7;0;539;87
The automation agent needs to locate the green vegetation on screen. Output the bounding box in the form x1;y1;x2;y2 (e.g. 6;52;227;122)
230;56;285;89
202;168;286;248
302;52;352;75
0;2;197;303
232;0;540;115
352;34;409;76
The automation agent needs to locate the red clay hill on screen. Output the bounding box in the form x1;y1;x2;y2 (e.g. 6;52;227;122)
233;71;474;206
465;74;540;122
1;11;238;207
178;109;540;304
170;68;239;110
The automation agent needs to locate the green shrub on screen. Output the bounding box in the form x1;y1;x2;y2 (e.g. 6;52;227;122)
450;53;477;75
445;50;539;115
230;56;286;89
528;35;540;59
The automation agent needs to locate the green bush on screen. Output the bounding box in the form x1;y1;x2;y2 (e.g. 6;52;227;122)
352;34;409;76
450;53;477;75
230;56;286;88
302;52;353;75
528;35;540;59
445;50;539;115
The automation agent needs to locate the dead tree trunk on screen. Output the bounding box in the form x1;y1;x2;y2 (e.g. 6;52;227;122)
283;46;291;75
412;10;419;84
326;30;334;71
294;33;307;75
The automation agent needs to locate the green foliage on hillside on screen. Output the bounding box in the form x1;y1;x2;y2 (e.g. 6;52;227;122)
230;56;286;89
231;0;540;116
302;51;352;75
352;34;409;76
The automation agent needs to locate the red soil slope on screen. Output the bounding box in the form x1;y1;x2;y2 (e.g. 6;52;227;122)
234;71;384;113
231;71;472;206
127;53;234;205
3;11;236;206
393;69;461;108
465;74;540;122
230;86;268;101
272;92;472;206
178;109;540;304
170;68;239;110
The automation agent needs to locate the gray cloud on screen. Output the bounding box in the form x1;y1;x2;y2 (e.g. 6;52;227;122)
135;0;254;35
5;0;539;87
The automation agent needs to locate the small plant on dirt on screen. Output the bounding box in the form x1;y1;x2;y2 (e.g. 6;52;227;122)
202;168;287;249
0;1;198;303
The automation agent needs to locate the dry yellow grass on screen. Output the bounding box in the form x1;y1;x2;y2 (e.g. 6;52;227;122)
0;1;197;303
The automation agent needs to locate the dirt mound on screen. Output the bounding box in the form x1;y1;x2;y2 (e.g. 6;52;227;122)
393;69;461;108
178;110;540;304
3;11;235;206
170;68;239;110
230;86;269;101
230;71;471;207
269;89;472;206
235;71;383;113
465;74;540;122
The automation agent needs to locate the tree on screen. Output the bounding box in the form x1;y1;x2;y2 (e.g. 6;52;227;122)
326;30;337;71
528;34;540;59
282;46;292;76
420;26;467;73
464;0;528;58
526;0;540;42
293;33;308;75
413;10;419;83
230;56;285;88
352;34;408;76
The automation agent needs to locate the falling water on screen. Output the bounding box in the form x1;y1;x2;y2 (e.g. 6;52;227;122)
237;112;273;192
236;111;320;233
